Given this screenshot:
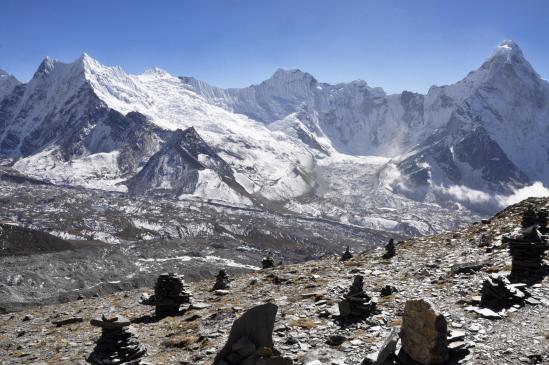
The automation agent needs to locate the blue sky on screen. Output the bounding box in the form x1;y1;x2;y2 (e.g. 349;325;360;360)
1;0;548;94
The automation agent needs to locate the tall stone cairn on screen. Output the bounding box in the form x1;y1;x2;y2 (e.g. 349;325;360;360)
154;273;191;317
504;208;548;284
87;315;146;365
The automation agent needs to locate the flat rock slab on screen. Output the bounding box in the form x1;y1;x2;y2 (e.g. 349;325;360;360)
90;315;130;329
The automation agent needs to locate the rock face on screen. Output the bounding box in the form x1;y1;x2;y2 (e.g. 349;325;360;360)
152;273;191;317
400;299;448;365
338;275;376;319
213;303;292;365
87;315;146;365
125;127;253;202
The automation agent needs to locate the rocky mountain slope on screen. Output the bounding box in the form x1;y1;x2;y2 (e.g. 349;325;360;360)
0;198;546;364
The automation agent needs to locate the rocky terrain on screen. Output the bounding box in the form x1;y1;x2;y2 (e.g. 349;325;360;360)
0;180;395;313
0;197;546;364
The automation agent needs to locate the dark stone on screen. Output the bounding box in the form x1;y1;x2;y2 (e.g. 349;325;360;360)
326;334;347;346
380;285;398;297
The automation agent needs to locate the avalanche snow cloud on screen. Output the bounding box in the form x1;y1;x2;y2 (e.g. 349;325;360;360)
0;40;548;235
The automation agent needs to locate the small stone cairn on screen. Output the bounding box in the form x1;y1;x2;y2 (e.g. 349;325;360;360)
87;314;146;365
382;238;396;259
261;252;275;269
338;275;376;319
152;273;191;317
340;246;353;261
213;303;292;365
503;207;548;284
480;273;527;311
213;269;231;290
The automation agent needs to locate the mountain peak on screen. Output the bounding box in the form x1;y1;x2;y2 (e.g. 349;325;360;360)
269;68;317;83
488;40;524;63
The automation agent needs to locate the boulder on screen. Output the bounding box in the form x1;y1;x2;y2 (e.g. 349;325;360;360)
213;303;292;365
400;299;448;364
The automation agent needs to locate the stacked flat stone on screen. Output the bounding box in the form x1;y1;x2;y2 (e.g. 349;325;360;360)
481;274;526;311
382;238;396;259
154;273;191;317
339;275;376;318
504;208;548;284
261;252;275;269
87;315;146;365
340;246;353;261
213;269;231;290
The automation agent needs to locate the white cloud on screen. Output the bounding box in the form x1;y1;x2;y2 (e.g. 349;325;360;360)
498;181;549;206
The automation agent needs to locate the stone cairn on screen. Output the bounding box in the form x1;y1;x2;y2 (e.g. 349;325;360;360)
152;273;191;317
213;303;292;365
382;238;396;259
480;273;527;311
340;246;353;261
213;269;231;290
338;275;376;319
87;314;146;365
261;252;275;269
503;207;548;284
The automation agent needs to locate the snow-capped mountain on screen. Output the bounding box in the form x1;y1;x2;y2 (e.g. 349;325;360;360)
0;54;314;201
183;40;549;202
0;40;547;235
